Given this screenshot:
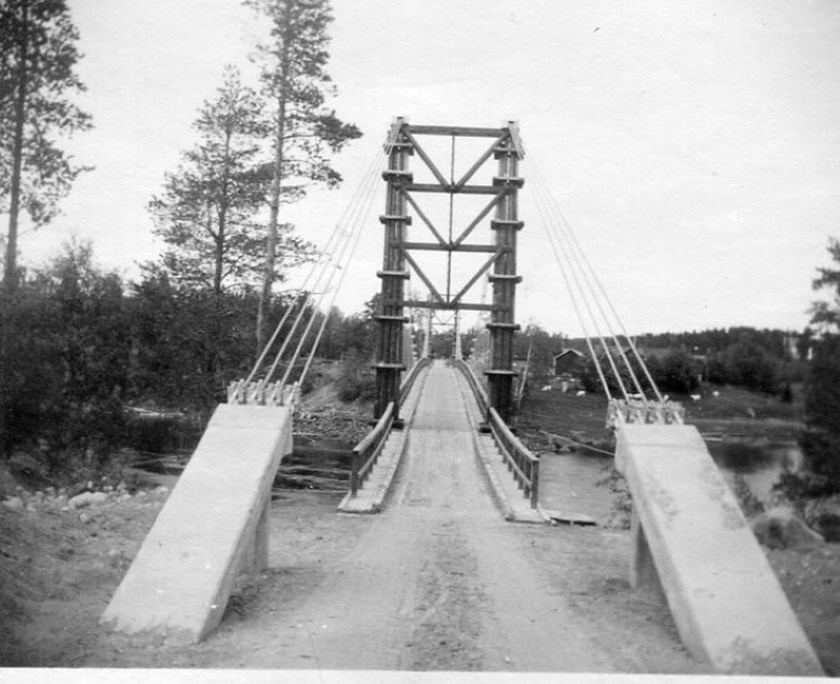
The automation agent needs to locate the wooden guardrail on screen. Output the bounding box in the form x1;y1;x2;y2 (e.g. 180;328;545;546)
452;359;489;416
349;356;432;497
350;401;394;496
453;360;540;508
399;356;431;405
487;406;540;508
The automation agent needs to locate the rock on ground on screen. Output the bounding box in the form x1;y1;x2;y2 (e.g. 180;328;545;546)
752;507;824;550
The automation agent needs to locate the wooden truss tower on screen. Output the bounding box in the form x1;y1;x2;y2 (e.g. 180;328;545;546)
374;118;525;422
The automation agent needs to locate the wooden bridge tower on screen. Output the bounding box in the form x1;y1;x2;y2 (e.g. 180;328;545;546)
374;118;525;422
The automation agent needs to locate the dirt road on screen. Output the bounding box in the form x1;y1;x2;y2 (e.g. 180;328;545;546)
3;366;836;672
171;363;699;673
239;363;609;670
47;363;704;672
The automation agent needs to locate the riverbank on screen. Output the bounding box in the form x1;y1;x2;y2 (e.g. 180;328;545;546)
0;482;837;673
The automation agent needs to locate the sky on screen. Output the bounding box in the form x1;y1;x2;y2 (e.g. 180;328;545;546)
20;0;840;337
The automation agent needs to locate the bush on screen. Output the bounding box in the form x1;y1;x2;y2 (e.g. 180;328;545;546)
804;335;840;435
336;350;375;403
597;464;632;529
732;473;765;518
798;429;840;496
772;453;839;525
655;350;700;395
722;340;780;394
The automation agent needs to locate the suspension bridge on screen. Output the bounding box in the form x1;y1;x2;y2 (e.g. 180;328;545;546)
100;120;823;676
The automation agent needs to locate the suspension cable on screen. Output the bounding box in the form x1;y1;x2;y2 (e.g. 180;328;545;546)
529;159;633;401
245;138;387;388
529;159;625;398
244;222;344;385
527;150;668;406
299;172;376;385
528;165;614;399
537;162;664;404
268;148;385;385
277;165;379;388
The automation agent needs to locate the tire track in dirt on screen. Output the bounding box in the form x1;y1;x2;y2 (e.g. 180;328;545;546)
238;362;614;671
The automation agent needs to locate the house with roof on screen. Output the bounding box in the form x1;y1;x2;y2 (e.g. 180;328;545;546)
553;348;586;377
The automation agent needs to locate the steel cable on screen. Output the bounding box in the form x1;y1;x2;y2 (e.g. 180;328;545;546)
529;172;614;399
248;141;386;388
526;150;668;407
532;155;663;403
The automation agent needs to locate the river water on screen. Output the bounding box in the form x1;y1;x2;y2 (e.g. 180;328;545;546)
706;440;803;503
541;438;802;522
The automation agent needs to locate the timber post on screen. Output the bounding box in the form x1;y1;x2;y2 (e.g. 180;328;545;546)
485;124;524;423
374;118;525;424
373;118;412;420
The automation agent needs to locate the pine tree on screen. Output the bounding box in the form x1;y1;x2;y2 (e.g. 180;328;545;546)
809;237;840;333
797;238;840;494
245;0;361;353
0;0;92;292
148;66;276;295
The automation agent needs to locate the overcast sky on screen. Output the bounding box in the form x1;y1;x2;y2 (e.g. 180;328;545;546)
22;0;840;337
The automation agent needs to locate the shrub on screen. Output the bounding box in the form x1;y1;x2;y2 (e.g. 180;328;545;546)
799;429;840;496
732;473;765;518
656;350;700;395
336;350;375;403
597;463;632;529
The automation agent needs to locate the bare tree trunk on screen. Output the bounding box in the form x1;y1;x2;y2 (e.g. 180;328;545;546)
210;205;223;296
5;0;29;295
256;96;286;356
1;0;29;458
214;127;234;298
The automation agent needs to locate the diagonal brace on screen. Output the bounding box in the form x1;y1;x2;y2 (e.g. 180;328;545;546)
454;132;509;190
451;248;504;305
403;129;450;188
453;192;506;247
399;247;446;304
404;191;448;246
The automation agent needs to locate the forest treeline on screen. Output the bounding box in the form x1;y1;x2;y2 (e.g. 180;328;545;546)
0;240;378;474
0;0;363;479
459;322;808;398
1;0;838;501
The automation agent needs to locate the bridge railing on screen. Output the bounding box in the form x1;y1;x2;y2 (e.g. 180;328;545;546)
399;356;432;406
349;357;431;498
452;360;540;508
453;358;489;416
487;407;540;508
350;401;394;497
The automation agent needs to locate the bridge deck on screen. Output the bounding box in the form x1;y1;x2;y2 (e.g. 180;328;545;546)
256;361;625;670
337;365;427;514
452;365;545;522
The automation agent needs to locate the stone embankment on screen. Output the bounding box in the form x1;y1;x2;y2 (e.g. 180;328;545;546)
3;482;171;524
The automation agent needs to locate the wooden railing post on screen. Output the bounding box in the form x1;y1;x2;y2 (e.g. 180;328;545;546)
530;459;540;509
350;451;360;497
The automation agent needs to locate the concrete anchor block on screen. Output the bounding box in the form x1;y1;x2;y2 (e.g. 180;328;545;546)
101;403;293;643
616;423;823;676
